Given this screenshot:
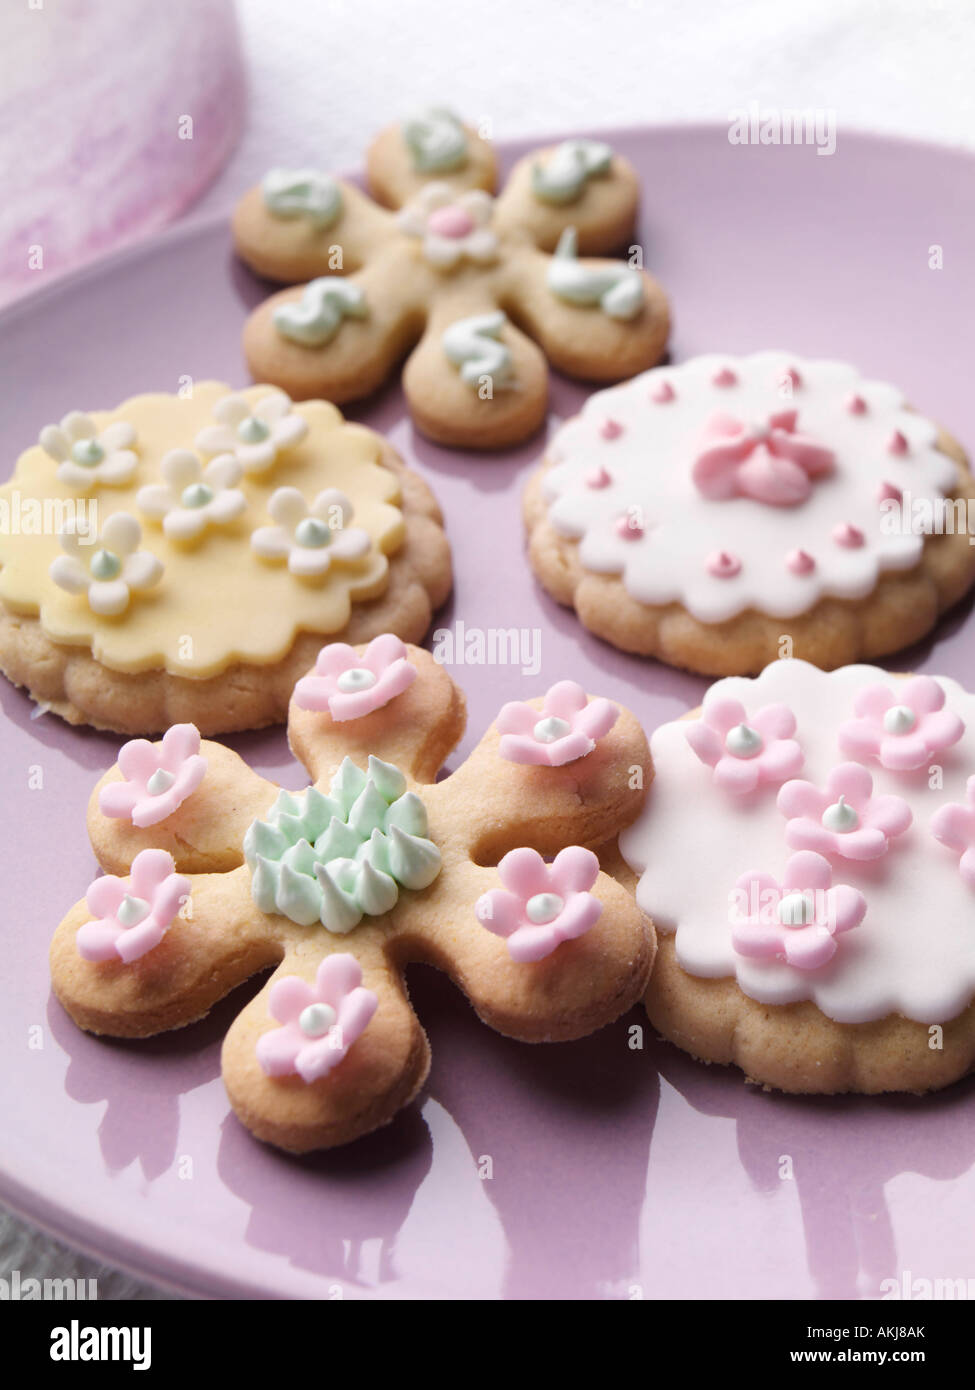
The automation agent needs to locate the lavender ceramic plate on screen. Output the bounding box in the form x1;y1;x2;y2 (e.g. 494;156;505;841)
3;126;975;1300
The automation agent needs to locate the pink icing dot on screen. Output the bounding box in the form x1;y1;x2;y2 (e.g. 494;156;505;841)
833;522;865;548
650;380;675;403
616;513;643;539
887;429;909;455
707;549;741;578
846;393;867;415
786;548;815;575
712;367;737;387
876;480;903;504
427;204;475;238
586;465;612;488
599;417;623;440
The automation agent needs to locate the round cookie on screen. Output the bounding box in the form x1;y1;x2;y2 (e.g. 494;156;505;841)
619;658;975;1094
50;645;655;1152
0;383;451;734
525;351;975;674
236;115;670;451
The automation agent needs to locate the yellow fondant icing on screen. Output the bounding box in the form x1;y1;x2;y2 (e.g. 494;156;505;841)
0;384;404;677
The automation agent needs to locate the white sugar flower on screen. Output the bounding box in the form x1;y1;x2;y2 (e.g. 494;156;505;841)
397;184;498;268
39;412;138;490
251;488;371;578
136;450;247;541
194;390;308;474
50;512;163;616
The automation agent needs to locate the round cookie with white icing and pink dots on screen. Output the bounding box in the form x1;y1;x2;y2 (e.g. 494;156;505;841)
617;658;975;1094
524;352;975;675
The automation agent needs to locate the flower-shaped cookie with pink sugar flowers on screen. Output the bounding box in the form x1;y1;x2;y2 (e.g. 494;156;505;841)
77;849;189;963
932;777;975;887
475;846;603;963
839;676;964;771
777;762;912;861
497;680;618;766
292;633;417;720
686;696;803;794
731;850;866;970
98;724;207;828
256;954;378;1083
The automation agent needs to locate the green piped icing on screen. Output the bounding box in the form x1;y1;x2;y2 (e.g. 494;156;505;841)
243;756;441;932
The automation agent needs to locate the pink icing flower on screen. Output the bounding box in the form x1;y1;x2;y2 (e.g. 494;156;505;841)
496;680;618;766
475;846;602;963
732;851;866;970
98;723;207;828
838;677;964;771
692;409;835;506
931;777;975;887
256;953;378;1084
292;633;416;721
77;849;190;963
777;762;912;860
685;696;803;794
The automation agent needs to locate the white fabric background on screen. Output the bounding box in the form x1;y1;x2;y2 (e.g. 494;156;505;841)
4;0;974;1300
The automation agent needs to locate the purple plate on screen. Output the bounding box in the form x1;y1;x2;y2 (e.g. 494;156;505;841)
3;125;975;1301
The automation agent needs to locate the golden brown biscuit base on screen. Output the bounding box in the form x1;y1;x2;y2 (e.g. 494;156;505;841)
494;146;641;256
525;429;975;675
51;646;656;1151
0;446;451;734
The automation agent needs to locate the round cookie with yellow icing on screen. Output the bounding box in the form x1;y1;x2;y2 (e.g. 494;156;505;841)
0;383;451;734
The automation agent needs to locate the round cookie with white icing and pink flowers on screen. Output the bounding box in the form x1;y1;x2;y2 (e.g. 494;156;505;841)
525;351;975;675
618;658;975;1094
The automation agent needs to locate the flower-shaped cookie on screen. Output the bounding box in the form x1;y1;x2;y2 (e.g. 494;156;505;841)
476;846;603;962
497;680;618;766
51;644;653;1152
194;389;308;473
778;762;912;860
685;696;803;794
839;676;964;771
136;450;246;541
49;512;163;616
99;724;207;828
235;116;669;450
250;487;371;577
731;851;867;970
293;633;416;720
39;411;138;490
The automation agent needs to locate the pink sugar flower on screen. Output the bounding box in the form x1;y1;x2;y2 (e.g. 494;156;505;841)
256;954;378;1084
839;677;964;771
497;680;618;766
731;850;866;970
77;849;190;963
692;409;835;507
931;777;975;887
292;633;416;721
475;846;602;963
98;723;207;828
685;696;803;794
777;761;912;860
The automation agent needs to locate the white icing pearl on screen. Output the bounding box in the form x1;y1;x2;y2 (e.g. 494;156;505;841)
295;517;332;549
72;438;105;466
336;667;377;693
181;482;214;509
525;892;564;924
116;894;150;928
724;723;763;758
533;716;571;743
147;768;176;796
821;794;858;833
237;416;270;444
777;891;814;927
299;1002;337;1037
883;705;917;735
90;548;121;581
